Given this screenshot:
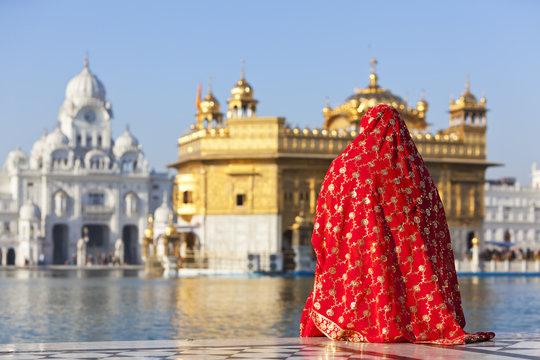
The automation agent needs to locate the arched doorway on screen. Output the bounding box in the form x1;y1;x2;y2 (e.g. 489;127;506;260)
122;225;138;264
53;224;69;264
182;232;200;266
7;248;15;265
83;224;110;265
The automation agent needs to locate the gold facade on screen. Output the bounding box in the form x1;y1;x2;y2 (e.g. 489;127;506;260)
169;62;495;259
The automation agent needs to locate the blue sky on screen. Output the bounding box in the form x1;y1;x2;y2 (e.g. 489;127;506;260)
0;0;539;183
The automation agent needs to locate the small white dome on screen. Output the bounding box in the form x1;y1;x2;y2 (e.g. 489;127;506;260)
19;200;41;221
113;126;139;158
154;194;171;224
65;59;106;102
4;147;28;172
45;127;69;149
29;131;48;169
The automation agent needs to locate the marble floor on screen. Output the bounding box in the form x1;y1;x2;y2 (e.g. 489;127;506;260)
0;334;539;360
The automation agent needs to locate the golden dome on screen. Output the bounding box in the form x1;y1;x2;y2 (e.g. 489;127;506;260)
348;60;408;112
450;78;486;112
456;77;478;106
456;90;478;106
323;59;428;131
200;91;220;113
230;59;254;100
230;78;254;100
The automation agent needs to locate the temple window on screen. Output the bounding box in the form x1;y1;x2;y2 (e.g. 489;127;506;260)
124;193;138;217
183;191;193;204
88;192;105;206
236;194;246;207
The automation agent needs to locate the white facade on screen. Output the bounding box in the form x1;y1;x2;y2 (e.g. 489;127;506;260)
483;164;540;252
0;59;170;266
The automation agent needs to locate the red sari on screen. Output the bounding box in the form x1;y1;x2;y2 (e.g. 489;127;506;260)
300;105;494;345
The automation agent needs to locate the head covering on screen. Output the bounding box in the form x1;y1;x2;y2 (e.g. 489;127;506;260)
300;104;494;344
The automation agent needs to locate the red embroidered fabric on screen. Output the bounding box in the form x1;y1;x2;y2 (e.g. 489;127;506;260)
300;105;494;345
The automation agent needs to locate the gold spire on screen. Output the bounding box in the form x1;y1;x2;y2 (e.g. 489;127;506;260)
240;59;245;80
165;212;178;237
322;96;332;115
369;58;378;88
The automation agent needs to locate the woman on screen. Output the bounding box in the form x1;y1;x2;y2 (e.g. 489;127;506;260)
300;104;494;345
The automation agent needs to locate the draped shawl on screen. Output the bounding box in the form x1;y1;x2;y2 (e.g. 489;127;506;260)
300;104;494;344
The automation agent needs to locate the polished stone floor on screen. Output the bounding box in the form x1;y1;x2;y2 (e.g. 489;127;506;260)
0;334;539;359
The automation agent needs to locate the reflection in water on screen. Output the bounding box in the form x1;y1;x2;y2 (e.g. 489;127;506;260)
171;277;314;339
0;270;538;344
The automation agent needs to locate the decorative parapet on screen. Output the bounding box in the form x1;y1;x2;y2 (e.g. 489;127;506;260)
178;128;229;145
176;122;485;162
413;132;485;161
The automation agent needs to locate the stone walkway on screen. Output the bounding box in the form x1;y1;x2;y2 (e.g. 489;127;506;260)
0;334;538;359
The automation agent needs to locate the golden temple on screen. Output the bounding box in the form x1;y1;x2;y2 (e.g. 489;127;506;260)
167;60;496;272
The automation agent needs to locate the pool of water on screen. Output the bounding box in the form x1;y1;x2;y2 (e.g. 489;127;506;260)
0;269;538;344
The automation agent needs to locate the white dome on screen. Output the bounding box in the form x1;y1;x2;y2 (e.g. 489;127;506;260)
65;60;106;102
113;126;139;158
29;130;48;169
154;194;171;224
19;200;41;221
4;147;28;172
46;127;69;149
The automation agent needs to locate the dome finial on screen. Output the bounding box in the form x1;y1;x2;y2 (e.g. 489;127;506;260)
84;52;89;68
420;89;425;101
126;123;130;132
325;96;330;108
208;76;212;94
370;58;377;74
240;59;245;80
369;58;378;87
465;74;470;92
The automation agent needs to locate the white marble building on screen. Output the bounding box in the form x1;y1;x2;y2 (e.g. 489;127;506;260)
483;163;540;252
0;59;170;266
